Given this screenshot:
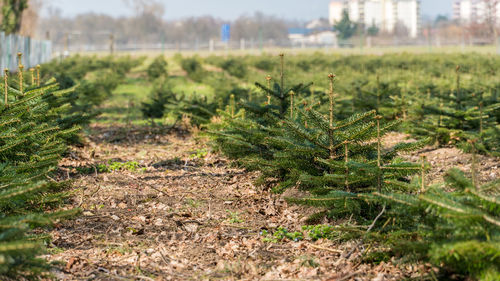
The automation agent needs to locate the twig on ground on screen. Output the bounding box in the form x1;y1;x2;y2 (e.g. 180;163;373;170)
345;204;386;259
307;243;342;254
220;223;252;230
134;275;155;281
337;270;362;281
123;174;170;197
158;249;171;266
78;185;101;208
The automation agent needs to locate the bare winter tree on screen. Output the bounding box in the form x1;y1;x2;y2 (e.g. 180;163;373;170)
37;1;291;50
122;0;165;18
232;12;291;42
482;0;499;41
20;0;43;36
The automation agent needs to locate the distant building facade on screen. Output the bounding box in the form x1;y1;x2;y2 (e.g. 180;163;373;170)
329;0;421;38
288;28;338;47
453;0;500;24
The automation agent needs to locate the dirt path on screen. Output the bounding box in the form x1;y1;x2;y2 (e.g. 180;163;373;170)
46;125;498;281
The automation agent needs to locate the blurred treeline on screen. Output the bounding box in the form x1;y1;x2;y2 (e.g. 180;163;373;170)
37;1;297;48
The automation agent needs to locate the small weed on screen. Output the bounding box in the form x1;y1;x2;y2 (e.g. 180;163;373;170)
89;204;105;210
226;211;243;224
126;227;143;235
185;198;203;208
302;225;339;241
47;247;65;255
298;256;320;268
105;245;132;255
261;227;303;243
97;160;144;173
189;149;208;160
260;225;345;243
74;166;96;174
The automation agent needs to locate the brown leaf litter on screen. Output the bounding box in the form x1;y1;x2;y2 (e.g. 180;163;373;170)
45;125;499;280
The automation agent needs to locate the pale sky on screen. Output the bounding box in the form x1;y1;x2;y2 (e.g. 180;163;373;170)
45;0;453;21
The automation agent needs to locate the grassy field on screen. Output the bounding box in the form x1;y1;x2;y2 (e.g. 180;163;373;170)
79;44;500;58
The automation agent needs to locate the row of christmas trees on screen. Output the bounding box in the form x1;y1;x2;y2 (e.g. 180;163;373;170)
199;53;500;156
0;54;83;279
142;53;500;158
205;54;499;280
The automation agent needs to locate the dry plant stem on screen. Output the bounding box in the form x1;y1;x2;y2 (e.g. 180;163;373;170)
124;174;170;197
266;75;271;105
438;102;443;127
479;101;484;134
401;89;407;120
376;74;381;112
456;65;461;107
308;243;342;254
17;53;23;95
345;204;387;259
18;65;24;95
17;52;22;67
328;74;335;127
279;54;284;98
328;74;336;159
4;69;8;106
289;91;294;118
420;156;426;192
344;141;349;191
375;115;383;192
303;101;309;128
230;94;235;118
470;140;478;189
30;68;35;85
337;270;362;281
36;65;41;87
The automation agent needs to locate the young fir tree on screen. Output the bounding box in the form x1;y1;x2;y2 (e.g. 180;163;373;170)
265;74;428;220
376;166;500;280
210;56;427;220
0;60;78;279
141;77;175;122
10;54;91;144
146;55;168;81
351;74;402;118
208;54;310;183
412;66;500;155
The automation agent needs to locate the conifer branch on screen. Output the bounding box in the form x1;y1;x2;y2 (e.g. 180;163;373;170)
465;188;500;205
483;215;500;227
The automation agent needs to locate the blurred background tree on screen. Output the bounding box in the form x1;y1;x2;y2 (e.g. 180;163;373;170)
1;0;28;34
334;10;357;40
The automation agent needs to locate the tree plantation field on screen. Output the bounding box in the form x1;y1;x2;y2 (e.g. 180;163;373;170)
1;52;499;281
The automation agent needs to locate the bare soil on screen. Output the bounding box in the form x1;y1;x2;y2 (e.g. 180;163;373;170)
46;126;499;281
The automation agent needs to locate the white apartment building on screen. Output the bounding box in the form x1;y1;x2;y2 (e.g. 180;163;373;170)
329;1;345;24
453;0;500;24
329;0;421;38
